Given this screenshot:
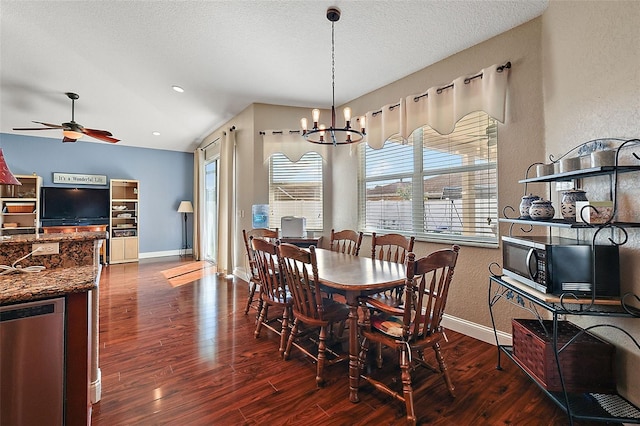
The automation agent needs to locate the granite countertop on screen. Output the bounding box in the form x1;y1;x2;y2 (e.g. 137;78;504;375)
0;231;107;245
0;265;98;305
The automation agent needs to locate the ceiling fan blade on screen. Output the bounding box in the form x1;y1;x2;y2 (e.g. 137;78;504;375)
62;136;79;143
32;121;64;128
82;127;113;137
13;127;59;131
82;128;120;143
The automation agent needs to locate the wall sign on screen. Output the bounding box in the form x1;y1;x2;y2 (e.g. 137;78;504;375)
53;173;107;185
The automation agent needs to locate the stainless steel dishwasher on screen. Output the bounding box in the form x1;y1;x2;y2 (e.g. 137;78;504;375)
1;297;65;426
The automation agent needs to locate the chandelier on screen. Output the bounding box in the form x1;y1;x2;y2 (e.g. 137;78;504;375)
300;7;365;146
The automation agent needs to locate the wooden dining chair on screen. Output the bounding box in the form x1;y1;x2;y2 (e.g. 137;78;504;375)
369;233;417;365
250;236;292;357
371;232;415;264
242;228;279;315
277;242;350;386
357;245;460;425
329;229;363;256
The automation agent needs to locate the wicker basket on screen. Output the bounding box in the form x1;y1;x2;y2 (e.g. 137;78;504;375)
512;319;616;393
6;202;35;213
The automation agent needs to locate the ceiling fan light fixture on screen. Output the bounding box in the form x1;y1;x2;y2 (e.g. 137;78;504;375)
63;129;83;140
300;7;365;146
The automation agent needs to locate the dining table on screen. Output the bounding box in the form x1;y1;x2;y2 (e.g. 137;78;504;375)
311;248;406;403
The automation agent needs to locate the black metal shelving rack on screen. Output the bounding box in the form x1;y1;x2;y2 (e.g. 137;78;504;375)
492;139;640;425
489;276;640;424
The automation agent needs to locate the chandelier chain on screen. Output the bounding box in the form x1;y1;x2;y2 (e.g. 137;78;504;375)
331;20;335;110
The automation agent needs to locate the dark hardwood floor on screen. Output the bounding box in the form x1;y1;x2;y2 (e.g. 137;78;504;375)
91;257;609;425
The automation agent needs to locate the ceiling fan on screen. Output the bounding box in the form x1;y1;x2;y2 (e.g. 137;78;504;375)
12;92;120;143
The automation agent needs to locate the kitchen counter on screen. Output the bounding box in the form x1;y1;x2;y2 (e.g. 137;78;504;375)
0;231;106;270
0;264;97;305
0;231;104;425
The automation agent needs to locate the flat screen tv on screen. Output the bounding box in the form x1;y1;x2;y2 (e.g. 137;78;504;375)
40;187;110;226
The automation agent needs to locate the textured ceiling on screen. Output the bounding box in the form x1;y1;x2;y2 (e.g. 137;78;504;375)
0;0;548;152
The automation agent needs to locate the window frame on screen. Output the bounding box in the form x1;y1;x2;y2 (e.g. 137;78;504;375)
268;152;324;232
358;111;498;247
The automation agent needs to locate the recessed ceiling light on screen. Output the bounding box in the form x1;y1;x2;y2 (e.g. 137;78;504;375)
172;85;184;93
152;131;161;136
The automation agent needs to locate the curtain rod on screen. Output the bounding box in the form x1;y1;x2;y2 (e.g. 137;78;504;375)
199;126;236;150
259;130;301;136
371;61;511;117
200;137;220;151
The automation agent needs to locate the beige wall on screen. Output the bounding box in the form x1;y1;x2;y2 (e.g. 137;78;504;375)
541;0;640;403
338;16;546;335
202;0;639;404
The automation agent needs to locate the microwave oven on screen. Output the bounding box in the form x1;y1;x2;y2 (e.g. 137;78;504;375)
501;235;620;297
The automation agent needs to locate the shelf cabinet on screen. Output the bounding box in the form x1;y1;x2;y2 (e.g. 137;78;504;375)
109;179;139;264
494;140;640;425
0;174;42;236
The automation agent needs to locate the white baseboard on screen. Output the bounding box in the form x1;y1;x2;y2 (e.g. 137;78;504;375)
233;267;251;284
90;368;101;403
139;249;191;259
442;314;512;346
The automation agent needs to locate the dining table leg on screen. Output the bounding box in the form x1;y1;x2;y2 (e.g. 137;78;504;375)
346;291;360;403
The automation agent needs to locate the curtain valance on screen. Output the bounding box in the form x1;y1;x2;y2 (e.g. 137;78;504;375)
261;130;330;162
365;62;510;149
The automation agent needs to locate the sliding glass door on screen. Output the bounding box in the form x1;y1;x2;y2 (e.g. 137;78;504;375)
203;157;219;263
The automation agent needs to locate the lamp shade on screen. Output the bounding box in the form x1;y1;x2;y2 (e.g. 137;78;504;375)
177;201;193;213
0;148;21;185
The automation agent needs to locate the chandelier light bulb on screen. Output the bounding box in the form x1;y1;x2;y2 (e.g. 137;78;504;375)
343;107;351;125
312;109;321;127
360;116;366;132
300;118;308;132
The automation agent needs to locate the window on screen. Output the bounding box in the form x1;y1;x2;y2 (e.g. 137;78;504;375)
359;111;498;246
269;152;323;231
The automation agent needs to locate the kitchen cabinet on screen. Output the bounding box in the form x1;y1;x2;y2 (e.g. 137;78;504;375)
492;138;640;425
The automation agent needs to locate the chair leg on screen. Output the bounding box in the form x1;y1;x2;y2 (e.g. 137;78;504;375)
400;347;416;425
254;304;268;338
283;318;298;360
279;306;290;358
358;337;370;370
433;342;455;397
255;295;264;323
376;342;383;369
316;325;327;387
244;280;257;315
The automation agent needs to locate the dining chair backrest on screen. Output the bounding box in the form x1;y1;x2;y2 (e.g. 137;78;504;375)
277;242;323;322
250;237;287;304
371;233;415;264
403;245;460;340
330;229;364;256
242;228;279;277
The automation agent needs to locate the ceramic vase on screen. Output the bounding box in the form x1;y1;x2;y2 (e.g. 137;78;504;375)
561;189;588;221
529;200;555;221
519;194;541;218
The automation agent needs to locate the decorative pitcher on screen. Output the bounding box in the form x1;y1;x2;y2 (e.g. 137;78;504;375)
561;189;588;221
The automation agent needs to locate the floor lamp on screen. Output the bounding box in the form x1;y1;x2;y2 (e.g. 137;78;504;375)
178;201;194;257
